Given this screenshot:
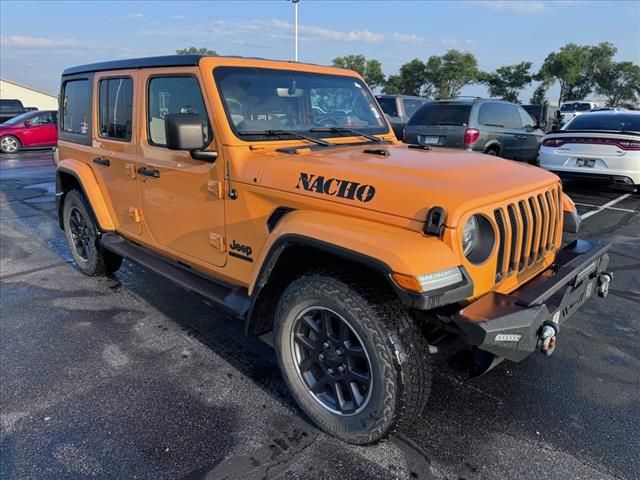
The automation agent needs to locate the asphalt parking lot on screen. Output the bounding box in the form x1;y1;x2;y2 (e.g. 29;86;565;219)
1;151;638;480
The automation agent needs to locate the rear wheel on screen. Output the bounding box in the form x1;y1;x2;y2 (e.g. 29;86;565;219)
62;190;122;276
484;147;499;156
274;272;432;444
0;135;21;154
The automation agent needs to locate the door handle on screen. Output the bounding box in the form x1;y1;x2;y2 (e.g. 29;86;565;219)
93;157;110;167
137;167;160;178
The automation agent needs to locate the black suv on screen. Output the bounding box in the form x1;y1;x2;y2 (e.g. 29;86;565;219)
403;98;544;163
376;94;429;139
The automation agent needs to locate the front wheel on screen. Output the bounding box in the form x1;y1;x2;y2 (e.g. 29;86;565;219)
274;272;432;444
62;190;122;276
0;135;21;154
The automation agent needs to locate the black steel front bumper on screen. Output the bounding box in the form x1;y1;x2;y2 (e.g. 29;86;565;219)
451;239;611;362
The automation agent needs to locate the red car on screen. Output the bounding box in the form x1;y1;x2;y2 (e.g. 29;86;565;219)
0;110;58;154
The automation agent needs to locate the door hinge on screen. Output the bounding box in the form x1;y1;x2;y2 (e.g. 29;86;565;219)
128;207;142;223
208;233;226;252
207;180;224;199
125;163;137;179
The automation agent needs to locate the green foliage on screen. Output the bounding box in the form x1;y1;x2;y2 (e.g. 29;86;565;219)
382;58;432;96
430;50;481;99
176;47;218;56
536;42;617;105
529;83;548;105
332;55;385;89
482;61;533;103
594;61;640;106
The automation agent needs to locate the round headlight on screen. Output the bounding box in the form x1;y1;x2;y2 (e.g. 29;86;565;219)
462;215;495;264
462;216;480;256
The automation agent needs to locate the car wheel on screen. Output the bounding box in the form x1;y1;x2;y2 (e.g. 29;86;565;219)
62;190;122;276
274;272;432;444
485;148;499;156
0;135;21;154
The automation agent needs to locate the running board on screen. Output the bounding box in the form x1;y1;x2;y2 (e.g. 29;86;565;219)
100;233;250;319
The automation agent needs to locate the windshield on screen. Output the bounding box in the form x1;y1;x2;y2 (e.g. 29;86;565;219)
560;102;593;112
566;113;640;132
214;67;388;140
1;111;35;125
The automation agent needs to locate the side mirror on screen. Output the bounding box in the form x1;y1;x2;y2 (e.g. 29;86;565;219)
164;113;217;162
24;120;32;127
165;113;206;150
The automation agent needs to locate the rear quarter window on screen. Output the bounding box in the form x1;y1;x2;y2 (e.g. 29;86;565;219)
478;103;521;129
407;103;471;126
61;78;92;143
0;100;23;111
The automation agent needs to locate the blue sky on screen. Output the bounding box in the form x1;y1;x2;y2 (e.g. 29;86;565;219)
1;0;638;102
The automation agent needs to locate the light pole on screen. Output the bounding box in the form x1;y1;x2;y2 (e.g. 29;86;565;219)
292;0;299;61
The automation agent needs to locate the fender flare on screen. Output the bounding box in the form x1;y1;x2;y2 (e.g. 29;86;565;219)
248;209;461;296
56;159;115;231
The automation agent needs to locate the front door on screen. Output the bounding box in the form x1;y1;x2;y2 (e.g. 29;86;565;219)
137;70;226;267
25;111;57;146
91;71;142;235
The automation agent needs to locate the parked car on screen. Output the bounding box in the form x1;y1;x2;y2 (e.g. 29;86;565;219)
523;104;559;132
558;101;600;126
0;98;36;123
403;98;544;163
0;110;58;153
539;110;640;186
55;55;612;445
375;94;430;139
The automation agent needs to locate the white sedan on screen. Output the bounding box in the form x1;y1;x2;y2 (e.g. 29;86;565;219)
539;110;640;186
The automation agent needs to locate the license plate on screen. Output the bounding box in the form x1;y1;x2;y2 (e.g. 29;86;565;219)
576;158;596;168
420;135;441;145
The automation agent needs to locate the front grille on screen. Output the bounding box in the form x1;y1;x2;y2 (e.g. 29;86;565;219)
493;185;561;283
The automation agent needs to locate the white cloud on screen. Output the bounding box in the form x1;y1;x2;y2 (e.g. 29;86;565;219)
469;1;546;14
392;33;426;43
1;35;81;48
125;13;145;19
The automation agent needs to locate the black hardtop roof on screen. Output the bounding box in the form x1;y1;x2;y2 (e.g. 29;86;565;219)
62;54;334;76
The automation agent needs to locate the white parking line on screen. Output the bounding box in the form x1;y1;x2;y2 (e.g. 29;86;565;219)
580;190;637;220
574;202;637;213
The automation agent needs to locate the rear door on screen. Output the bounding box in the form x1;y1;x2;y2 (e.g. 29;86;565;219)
477;102;522;159
91;71;142;235
137;69;227;268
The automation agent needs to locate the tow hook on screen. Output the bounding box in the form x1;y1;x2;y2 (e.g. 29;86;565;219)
539;323;558;356
597;272;613;298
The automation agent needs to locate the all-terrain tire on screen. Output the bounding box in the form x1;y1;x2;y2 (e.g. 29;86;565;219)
274;272;432;444
62;189;122;276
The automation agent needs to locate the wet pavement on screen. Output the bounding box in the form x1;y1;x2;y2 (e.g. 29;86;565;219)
1;151;639;480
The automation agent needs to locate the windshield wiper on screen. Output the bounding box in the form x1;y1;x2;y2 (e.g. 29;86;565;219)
238;129;331;147
309;127;383;143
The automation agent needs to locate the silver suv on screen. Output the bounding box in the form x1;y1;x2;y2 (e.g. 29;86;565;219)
403;98;544;163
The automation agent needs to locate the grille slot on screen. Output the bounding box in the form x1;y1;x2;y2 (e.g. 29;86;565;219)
493;186;561;284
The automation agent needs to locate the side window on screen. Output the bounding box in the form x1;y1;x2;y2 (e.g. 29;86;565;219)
377;98;398;117
147;76;210;147
517;107;536;129
502;105;522;129
478;103;502;127
30;112;55;125
99;77;133;141
402;99;426;118
62;79;91;136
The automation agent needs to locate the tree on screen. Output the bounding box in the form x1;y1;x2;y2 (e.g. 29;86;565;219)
332;54;385;89
482;61;533;103
529;83;548;105
536;42;617;106
176;47;218;55
382;58;434;96
429;50;481;99
595;61;640;106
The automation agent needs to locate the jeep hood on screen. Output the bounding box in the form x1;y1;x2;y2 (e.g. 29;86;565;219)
259;144;559;228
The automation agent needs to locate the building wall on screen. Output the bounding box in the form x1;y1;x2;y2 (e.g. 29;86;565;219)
0;79;58;110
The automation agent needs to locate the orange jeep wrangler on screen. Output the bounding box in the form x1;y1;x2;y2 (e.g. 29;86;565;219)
55;55;613;444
